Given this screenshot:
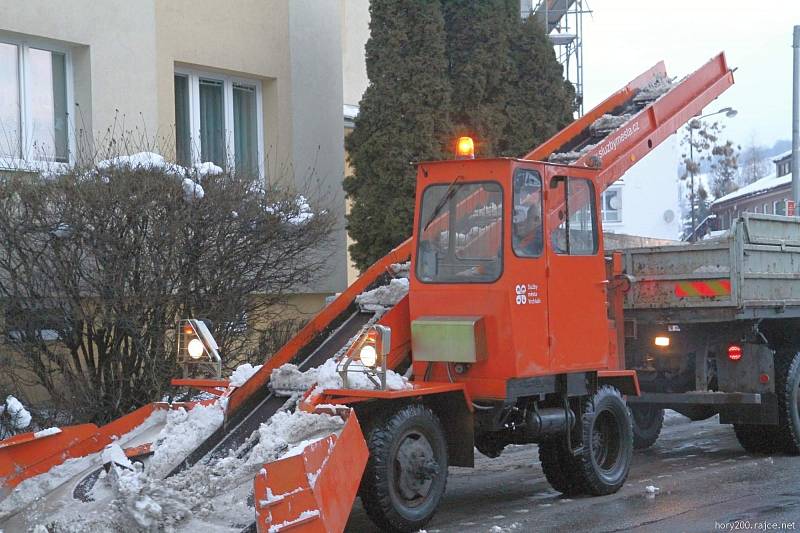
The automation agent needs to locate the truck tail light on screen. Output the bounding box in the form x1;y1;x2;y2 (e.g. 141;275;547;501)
728;344;743;361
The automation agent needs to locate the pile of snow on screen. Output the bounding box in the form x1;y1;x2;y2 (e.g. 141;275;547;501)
271;356;411;396
42;408;345;531
633;75;675;103
2;395;32;430
390;261;411;279
229;362;263;387
548;143;597;165
355;277;409;313
591;113;633;133
145;403;224;478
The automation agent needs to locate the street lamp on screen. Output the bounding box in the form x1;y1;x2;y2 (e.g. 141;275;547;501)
687;107;738;241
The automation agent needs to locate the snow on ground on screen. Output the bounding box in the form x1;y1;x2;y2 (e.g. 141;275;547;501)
229;363;263;387
355;277;409;313
31;408;344;532
0;409;167;522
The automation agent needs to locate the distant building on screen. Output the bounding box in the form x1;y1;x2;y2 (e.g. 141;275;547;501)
600;137;682;240
711;151;794;229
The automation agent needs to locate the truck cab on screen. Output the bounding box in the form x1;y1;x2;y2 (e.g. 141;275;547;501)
409;154;615;401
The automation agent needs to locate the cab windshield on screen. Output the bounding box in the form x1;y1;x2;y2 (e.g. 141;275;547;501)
416;182;503;283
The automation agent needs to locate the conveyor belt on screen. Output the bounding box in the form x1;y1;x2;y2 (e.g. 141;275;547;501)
167;309;374;477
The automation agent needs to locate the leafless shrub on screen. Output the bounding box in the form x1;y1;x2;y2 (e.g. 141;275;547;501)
0;145;336;425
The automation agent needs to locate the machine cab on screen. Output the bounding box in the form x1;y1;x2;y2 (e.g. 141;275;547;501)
409;155;612;400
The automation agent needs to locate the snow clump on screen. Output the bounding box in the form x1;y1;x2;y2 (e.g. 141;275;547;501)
271;356;411;396
229;362;263;387
3;395;32;430
355;277;409;313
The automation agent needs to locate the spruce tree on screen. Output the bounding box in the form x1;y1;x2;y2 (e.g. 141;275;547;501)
344;0;452;271
501;16;575;156
443;0;519;156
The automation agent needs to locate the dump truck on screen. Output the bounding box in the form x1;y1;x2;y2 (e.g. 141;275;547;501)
622;214;800;454
0;53;740;533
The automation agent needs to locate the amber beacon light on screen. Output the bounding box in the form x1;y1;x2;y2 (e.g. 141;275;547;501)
456;136;475;159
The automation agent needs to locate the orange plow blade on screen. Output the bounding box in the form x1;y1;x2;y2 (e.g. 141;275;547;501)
254;409;368;533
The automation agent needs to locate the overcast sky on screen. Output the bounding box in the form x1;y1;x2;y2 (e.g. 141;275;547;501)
580;0;800;149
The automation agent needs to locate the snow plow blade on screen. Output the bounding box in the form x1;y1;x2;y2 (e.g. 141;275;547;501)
253;409;368;533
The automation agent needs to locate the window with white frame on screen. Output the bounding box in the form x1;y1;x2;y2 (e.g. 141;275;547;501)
601;187;622;223
775;199;787;216
0;38;71;165
174;69;263;177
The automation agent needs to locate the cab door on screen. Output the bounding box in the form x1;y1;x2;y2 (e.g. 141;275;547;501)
544;171;609;372
506;166;549;377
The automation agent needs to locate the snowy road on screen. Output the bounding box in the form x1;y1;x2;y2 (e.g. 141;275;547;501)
345;412;800;532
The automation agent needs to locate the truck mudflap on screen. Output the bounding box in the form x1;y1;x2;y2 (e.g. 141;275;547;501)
253;408;368;533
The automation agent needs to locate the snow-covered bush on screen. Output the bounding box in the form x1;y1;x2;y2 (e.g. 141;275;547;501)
0;395;32;439
0;150;336;424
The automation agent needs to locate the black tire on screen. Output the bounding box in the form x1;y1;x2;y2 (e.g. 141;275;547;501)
538;439;585;496
733;423;781;454
359;404;448;533
573;386;634;496
774;351;800;454
630;405;664;450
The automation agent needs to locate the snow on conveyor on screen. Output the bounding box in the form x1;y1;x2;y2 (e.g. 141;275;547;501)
0;269;411;531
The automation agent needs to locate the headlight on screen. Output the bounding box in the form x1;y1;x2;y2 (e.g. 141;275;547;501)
188;338;205;359
360;344;378;367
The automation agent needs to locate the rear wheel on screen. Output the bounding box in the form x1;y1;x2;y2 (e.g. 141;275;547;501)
359;404;448;533
573;386;634;495
774;351;800;454
538;439;585;496
630;405;664;450
539;387;633;497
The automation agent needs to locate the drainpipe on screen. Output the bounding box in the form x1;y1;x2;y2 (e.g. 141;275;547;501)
793;25;800;212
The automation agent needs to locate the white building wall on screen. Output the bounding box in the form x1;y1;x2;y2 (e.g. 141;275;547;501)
602;135;682;240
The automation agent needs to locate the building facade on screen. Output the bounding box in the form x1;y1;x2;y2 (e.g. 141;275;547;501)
0;0;348;304
711;151;794;229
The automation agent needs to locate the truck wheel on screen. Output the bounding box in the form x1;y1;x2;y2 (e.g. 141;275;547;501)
774;351;800;454
732;424;780;454
538;439;585;496
359;404;448;533
573;386;633;495
630;405;664;450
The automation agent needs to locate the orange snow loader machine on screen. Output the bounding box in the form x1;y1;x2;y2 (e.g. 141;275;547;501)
0;53;734;533
251;53;734;532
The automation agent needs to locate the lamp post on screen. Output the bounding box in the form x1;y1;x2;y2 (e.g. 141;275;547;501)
687;106;738;241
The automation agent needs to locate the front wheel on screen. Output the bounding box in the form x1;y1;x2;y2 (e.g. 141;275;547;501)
359;404;448;533
630;405;664;450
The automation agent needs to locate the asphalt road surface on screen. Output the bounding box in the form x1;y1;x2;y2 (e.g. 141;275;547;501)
345;412;800;533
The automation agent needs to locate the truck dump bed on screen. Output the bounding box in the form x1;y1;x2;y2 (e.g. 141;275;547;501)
622;214;800;323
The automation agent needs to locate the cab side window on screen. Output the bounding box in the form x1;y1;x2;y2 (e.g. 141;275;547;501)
512;169;543;258
550;177;598;255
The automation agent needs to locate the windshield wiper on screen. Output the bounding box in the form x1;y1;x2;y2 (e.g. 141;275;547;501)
423;177;462;232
